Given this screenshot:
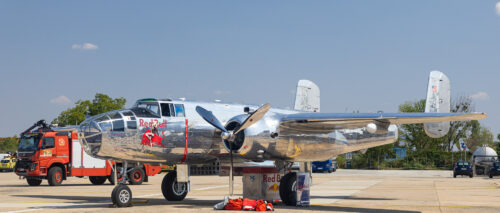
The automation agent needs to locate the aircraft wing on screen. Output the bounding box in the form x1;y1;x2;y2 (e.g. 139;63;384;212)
279;112;487;135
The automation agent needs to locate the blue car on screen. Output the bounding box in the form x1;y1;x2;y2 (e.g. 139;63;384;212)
312;159;336;173
453;160;473;178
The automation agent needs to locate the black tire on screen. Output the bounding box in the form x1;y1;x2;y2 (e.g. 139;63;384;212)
128;167;145;185
279;172;297;206
453;173;457;178
108;167;123;185
161;172;188;201
89;176;107;185
111;184;132;207
490;173;493;178
26;177;42;186
469;174;473;178
48;167;64;186
328;168;333;173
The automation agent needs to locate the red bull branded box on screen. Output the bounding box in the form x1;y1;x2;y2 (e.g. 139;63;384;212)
242;167;282;201
296;172;311;206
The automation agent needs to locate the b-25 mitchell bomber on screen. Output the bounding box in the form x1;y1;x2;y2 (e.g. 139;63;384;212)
75;71;486;206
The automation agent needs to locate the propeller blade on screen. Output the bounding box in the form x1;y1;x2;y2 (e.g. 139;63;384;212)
195;106;227;132
234;104;271;135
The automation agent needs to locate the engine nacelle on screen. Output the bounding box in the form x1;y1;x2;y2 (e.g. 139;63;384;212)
366;121;390;134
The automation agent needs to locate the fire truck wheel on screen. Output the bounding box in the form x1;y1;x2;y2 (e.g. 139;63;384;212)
89;176;107;185
48;167;64;186
128;167;145;185
26;177;42;186
161;172;188;201
111;184;132;207
279;172;297;206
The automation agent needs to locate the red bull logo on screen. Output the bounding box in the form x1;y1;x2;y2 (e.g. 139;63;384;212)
139;119;167;128
263;174;281;183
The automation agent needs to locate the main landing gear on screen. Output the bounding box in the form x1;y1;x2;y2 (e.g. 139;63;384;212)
110;162;189;208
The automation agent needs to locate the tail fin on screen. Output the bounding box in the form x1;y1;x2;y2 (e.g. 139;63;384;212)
424;71;451;138
294;80;320;112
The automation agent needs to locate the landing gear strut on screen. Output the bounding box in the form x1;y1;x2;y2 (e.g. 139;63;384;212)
111;161;132;207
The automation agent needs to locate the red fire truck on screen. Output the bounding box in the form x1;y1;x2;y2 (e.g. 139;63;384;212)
15;120;162;186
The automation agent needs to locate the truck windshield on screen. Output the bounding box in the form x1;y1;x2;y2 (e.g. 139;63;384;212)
18;136;40;152
1;160;10;163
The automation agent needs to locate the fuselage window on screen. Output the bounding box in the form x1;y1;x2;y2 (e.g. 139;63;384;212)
161;103;174;117
127;121;137;129
112;120;125;132
174;104;185;117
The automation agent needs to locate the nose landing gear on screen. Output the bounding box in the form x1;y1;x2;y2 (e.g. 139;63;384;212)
111;161;133;207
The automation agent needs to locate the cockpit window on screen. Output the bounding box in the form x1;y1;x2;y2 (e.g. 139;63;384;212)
161;103;174;117
174;104;185;117
135;102;160;117
130;107;161;118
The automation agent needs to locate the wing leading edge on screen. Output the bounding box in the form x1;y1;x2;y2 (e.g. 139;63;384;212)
279;112;487;135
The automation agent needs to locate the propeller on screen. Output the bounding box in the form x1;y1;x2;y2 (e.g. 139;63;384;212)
195;103;271;142
195;103;271;196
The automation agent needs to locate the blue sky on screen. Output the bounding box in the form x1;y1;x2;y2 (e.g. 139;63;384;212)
0;1;499;137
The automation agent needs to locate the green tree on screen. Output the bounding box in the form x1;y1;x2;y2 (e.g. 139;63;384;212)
0;136;19;153
398;96;475;152
52;93;126;126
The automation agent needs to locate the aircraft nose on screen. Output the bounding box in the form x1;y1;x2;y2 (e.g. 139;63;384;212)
79;116;104;155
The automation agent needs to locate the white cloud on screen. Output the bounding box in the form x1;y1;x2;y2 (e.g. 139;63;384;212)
496;1;500;16
470;92;490;101
50;96;72;105
72;43;98;50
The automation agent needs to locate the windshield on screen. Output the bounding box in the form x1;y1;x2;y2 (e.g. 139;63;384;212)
135;102;160;117
18;136;40;152
1;160;9;163
495;162;500;167
458;162;469;166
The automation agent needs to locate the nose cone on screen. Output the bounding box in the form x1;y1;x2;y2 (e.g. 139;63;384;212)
79;115;105;157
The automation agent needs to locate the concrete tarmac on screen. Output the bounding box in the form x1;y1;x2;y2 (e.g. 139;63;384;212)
1;169;499;212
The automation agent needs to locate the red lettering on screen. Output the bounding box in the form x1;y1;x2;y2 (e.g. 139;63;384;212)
139;119;144;127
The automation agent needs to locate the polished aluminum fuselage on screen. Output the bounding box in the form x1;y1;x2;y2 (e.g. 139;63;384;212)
79;100;397;164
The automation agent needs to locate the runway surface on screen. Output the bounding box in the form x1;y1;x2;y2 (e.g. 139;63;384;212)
1;169;499;212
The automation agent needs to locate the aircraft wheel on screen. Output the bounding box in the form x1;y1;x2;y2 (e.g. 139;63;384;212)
128;167;145;185
89;176;107;185
48;167;63;186
279;172;297;206
108;167;124;185
162;172;188;201
26;177;42;186
111;184;132;207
